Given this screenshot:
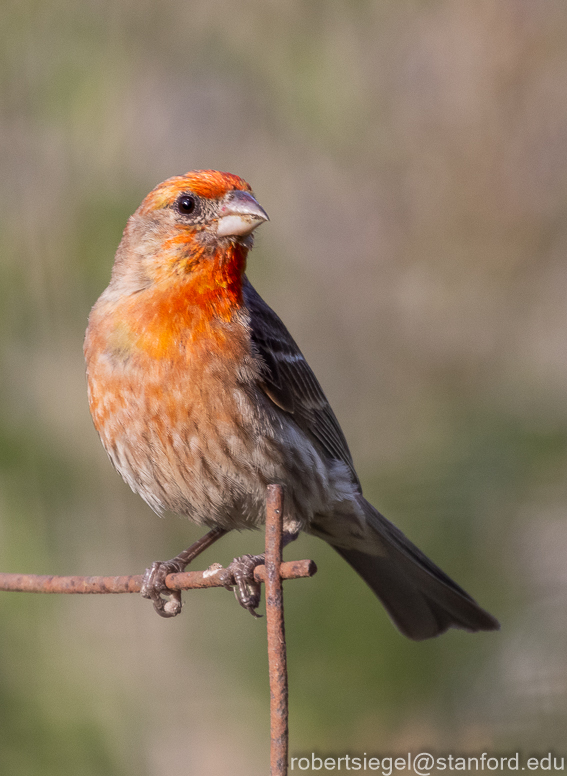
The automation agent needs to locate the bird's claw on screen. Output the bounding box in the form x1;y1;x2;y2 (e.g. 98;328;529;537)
141;560;184;618
218;554;264;618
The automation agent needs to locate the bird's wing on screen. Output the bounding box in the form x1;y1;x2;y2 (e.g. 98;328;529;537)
243;278;360;487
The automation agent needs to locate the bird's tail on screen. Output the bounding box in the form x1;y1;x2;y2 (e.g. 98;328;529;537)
310;496;499;641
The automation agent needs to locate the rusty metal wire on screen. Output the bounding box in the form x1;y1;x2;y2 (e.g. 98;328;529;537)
265;484;289;776
0;484;315;774
0;559;315;594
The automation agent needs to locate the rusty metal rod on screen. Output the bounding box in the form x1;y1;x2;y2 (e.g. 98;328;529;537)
0;559;316;595
265;484;288;776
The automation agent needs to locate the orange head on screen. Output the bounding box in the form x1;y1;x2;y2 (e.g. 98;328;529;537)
107;170;269;296
87;171;269;361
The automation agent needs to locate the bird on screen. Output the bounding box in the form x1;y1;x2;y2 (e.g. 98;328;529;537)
84;169;499;640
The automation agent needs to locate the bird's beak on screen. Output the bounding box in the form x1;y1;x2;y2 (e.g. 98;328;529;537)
216;190;269;237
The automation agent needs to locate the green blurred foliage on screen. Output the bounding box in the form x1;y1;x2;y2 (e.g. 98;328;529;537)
1;0;567;773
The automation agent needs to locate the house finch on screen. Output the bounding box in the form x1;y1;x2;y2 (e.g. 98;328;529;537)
84;169;499;640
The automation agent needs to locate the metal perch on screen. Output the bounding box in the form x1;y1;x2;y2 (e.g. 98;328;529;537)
0;484;314;775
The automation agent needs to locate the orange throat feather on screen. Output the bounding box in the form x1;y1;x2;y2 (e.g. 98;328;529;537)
117;240;248;360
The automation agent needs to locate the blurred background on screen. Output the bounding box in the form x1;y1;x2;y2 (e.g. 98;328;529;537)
1;0;567;773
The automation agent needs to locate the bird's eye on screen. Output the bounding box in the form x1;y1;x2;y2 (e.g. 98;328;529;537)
177;195;196;215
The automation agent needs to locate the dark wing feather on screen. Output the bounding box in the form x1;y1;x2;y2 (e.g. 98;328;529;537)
243;278;360;487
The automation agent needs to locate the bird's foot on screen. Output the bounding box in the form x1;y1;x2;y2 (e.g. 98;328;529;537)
141;559;185;618
218;554;265;618
140;528;228;619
